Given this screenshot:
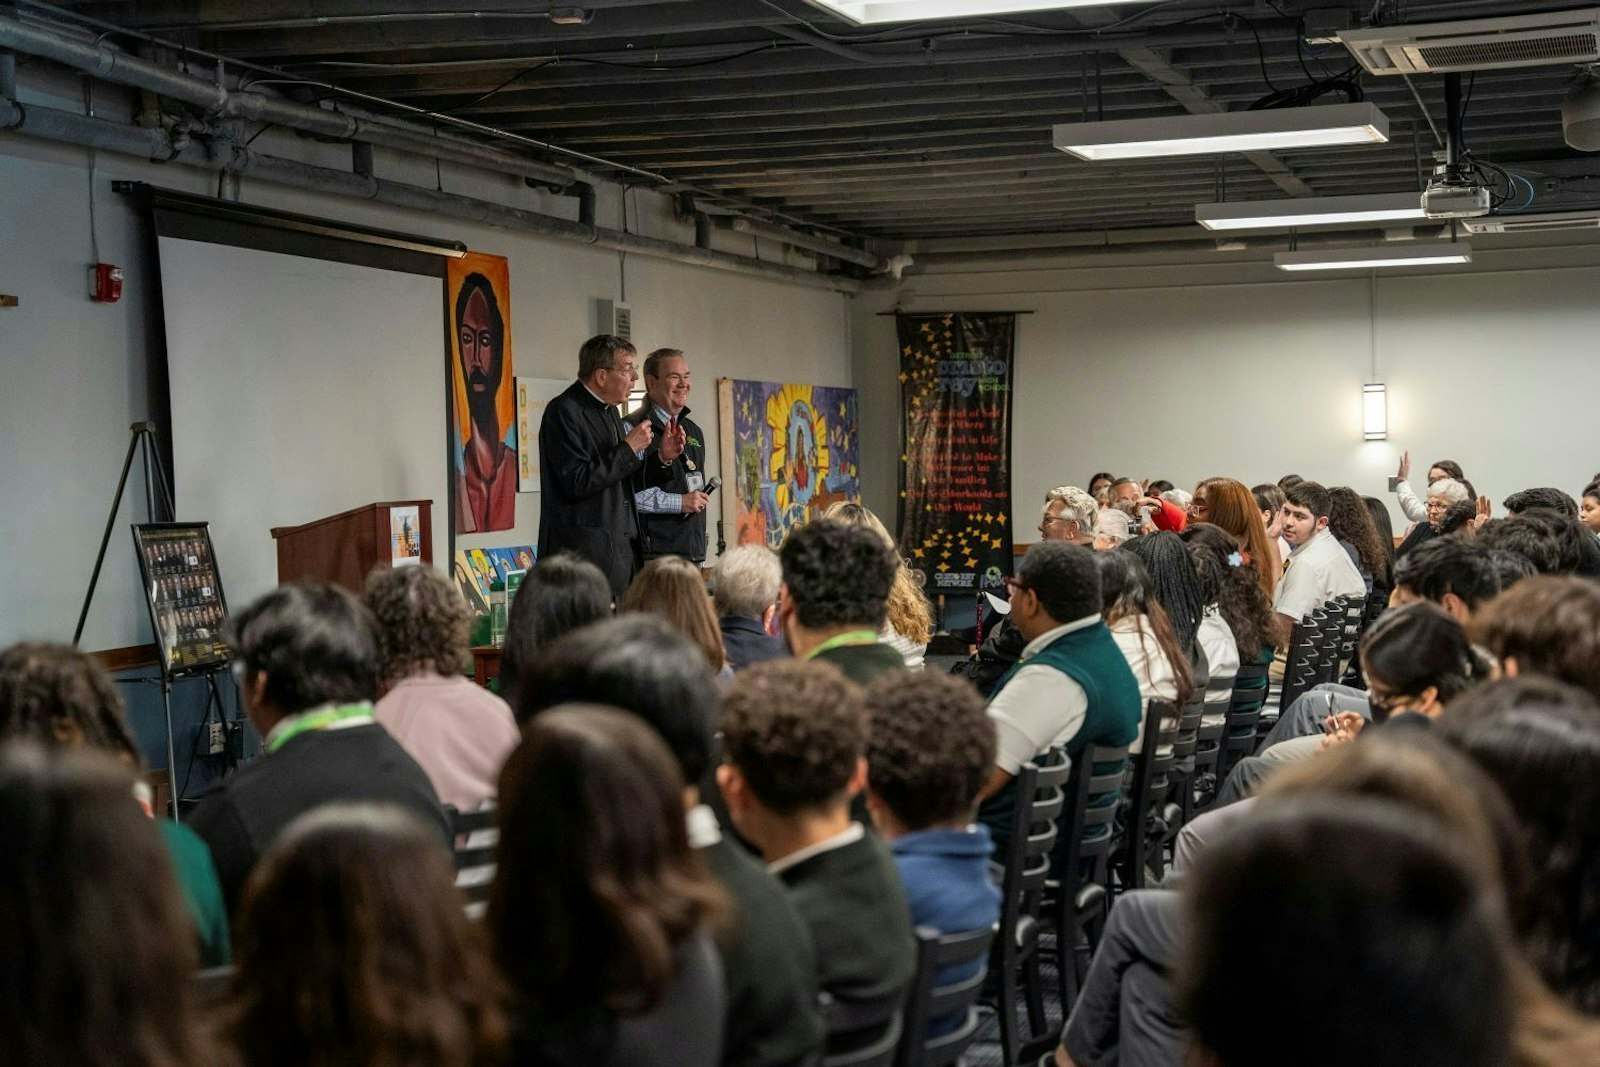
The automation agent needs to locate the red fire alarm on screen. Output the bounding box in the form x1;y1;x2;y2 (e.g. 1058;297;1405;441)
89;263;123;303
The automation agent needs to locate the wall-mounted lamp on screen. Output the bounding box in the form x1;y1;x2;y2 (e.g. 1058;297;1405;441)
1363;383;1388;441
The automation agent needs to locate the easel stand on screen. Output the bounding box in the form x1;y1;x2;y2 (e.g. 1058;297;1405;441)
74;421;185;821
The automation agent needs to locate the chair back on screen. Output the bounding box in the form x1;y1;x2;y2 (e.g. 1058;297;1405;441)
1167;694;1206;828
896;925;996;1067
192;965;233;1008
1115;700;1177;891
1333;594;1366;678
1220;656;1269;783
1278;608;1328;712
448;804;499;919
1050;741;1129;1011
996;746;1071;928
821;987;905;1067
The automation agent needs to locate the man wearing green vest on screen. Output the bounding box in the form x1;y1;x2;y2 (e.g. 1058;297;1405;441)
778;518;907;686
975;541;1141;841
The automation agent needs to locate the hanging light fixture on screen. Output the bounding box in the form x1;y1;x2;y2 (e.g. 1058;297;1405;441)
807;0;1151;24
1054;102;1390;161
1196;192;1427;230
1274;241;1472;271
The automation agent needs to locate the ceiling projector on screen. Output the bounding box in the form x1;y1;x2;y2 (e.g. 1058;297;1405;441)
1422;178;1492;219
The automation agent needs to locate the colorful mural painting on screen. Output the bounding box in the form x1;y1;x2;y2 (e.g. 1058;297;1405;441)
717;378;861;549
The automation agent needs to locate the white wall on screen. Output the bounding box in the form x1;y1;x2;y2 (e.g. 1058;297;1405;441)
0;78;851;651
853;239;1600;536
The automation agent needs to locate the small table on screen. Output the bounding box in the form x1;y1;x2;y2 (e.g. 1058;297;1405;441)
470;645;503;688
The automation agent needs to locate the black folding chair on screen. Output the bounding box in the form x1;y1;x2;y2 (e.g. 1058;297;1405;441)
896;925;996;1067
822;987;905;1067
447;804;498;919
1112;701;1178;894
1047;741;1129;1016
1219;656;1270;789
1340;588;1389;687
1165;693;1206;832
1190;670;1236;812
1275;606;1329;715
986;746;1070;1067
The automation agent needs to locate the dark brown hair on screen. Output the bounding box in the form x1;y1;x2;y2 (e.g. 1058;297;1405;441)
0;642;139;759
721;659;867;814
0;744;213;1067
1179;523;1280;657
1471;577;1600;696
864;671;995;830
1328;486;1392;586
223;805;508;1067
362;565;474;682
621;555;727;671
489;706;723;1031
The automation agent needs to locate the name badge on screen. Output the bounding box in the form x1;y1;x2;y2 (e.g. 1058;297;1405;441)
686;471;705;492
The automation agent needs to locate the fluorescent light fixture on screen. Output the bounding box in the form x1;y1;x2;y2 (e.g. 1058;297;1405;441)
1274;242;1472;271
1196;192;1426;230
807;0;1149;25
1363;383;1388;441
1054;102;1389;161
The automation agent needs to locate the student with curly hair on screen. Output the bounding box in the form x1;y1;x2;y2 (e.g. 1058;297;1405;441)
778;518;905;685
363;566;519;811
221;804;509;1067
863;671;999;1035
0;642;230;965
718;660;915;1031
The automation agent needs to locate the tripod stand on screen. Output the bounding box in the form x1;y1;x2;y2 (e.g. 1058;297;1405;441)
75;421;186;820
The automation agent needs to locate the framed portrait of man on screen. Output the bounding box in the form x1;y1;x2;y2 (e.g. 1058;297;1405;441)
448;252;517;534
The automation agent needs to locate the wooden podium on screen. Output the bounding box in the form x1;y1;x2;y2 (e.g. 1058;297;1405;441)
270;500;433;593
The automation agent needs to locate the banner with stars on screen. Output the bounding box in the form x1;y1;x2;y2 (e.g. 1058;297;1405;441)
895;312;1016;597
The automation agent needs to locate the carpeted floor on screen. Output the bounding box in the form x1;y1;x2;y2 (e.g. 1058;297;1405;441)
965;933;1068;1067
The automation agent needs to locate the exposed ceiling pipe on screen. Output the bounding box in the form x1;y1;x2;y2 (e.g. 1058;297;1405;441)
724;215;885;271
0;11;579;188
0;98;863;293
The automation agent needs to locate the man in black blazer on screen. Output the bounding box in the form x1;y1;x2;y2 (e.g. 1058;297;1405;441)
538;335;682;596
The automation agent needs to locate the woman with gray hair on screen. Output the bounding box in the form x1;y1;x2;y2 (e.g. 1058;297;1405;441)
1396;477;1473;560
363;565;519;811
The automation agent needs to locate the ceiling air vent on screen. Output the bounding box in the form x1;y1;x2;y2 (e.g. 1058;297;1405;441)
1461;210;1600;235
1339;9;1600;76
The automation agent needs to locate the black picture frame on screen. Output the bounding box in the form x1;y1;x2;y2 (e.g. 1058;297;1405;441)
132;522;230;678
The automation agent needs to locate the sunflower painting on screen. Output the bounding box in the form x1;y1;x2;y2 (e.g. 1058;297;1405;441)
717;378;861;550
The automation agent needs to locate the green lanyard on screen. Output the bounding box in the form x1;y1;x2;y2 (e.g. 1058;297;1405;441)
266;702;374;754
805;630;881;660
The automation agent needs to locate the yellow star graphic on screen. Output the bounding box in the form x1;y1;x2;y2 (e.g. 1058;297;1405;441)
898;372;909;383
940;549;952;560
912;548;925;559
997;512;1008;525
902;345;913;356
965;558;978;568
937;562;950;573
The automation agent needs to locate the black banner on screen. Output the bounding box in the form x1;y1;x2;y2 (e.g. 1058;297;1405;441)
896;312;1016;597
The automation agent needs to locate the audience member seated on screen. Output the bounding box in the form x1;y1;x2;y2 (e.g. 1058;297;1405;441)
1249;482;1291;572
1391;453;1465;524
363;565;519;812
1179;539;1242;716
0;642;229;965
220;804;508;1067
862;671;1000;1035
1124;531;1209;687
1094;550;1192;726
623;555;731;678
1581;482;1600;537
1179;796;1516;1067
778;518;906;685
1180;522;1281;675
824;501;934;670
1274;481;1366;635
1470;576;1600;696
1039;485;1101;548
1191;477;1278;601
1439;677;1600;1014
520;615;825;1067
1088;472;1115;499
713;545;788;671
717;661;916;1022
1110;476;1185;533
1362;493;1396;561
1395;476;1472;558
189;583;451;913
498;552;613;708
492;705;727;1067
1328;486;1391;597
1093;506;1133;548
0;744;219;1066
975;542;1141;841
1213;601;1487;806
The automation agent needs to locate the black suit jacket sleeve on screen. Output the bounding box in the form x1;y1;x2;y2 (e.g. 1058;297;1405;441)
543;390;642;500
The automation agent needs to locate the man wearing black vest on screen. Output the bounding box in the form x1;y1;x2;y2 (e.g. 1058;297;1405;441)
625;347;711;564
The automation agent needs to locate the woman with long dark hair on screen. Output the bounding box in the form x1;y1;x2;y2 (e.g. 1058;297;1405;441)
490;705;726;1067
1328;486;1393;593
499;553;613;709
0;744;219;1067
221;805;509;1067
1094;550;1194;720
1179;523;1281;661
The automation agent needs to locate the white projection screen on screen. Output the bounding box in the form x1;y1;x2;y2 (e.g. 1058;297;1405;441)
158;235;448;608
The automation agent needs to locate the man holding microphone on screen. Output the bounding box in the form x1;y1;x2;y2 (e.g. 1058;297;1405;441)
626;347;713;565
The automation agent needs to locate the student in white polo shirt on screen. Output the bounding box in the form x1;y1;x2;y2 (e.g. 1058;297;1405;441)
1274;481;1367;634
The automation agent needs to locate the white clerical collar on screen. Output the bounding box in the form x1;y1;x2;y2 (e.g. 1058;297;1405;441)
768;822;865;875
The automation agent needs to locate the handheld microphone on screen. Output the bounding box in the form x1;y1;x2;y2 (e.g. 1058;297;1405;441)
705;476;722;496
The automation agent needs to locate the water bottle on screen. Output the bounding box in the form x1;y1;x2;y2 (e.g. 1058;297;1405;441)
489;578;508;648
